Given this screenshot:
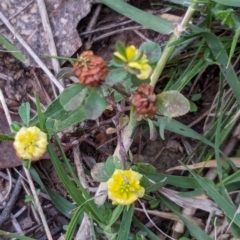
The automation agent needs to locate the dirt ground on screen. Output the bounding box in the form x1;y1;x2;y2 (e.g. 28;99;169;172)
0;2;221;239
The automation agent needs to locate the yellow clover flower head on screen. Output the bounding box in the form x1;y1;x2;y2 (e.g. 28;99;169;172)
107;169;145;205
113;45;152;80
13;126;48;161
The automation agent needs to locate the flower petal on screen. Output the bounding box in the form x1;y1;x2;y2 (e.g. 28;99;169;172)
13;126;48;161
107;169;145;205
113;51;127;62
126;46;138;61
136;64;152;80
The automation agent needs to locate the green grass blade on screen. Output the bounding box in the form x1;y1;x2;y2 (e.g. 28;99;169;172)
100;0;174;34
202;32;240;106
227;26;240;67
30;166;77;219
0;133;14;141
186;165;240;227
155;117;216;149
133;216;159;240
0;35;26;63
144;173;205;189
107;205;124;227
0;230;35;240
64;205;85;240
214;76;224;180
47;142;104;223
54;135;93;200
117;205;134;240
212;0;240;7
160;195;212;240
35;94;47;132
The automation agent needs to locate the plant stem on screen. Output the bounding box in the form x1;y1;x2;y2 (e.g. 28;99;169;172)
94;107;138;206
150;2;199;89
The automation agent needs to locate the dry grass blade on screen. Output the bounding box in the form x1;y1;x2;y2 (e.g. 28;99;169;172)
0;11;64;94
166;157;240;172
36;0;61;91
72;140;93;239
135;207;204;228
0;169;12;203
160;187;223;216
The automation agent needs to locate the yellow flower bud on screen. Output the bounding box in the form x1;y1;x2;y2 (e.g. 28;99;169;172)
13;126;48;161
107;169;145;205
113;45;152;80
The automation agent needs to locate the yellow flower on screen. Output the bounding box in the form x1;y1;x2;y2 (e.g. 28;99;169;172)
107;169;145;205
128;55;152;80
13;126;48;161
113;45;152;80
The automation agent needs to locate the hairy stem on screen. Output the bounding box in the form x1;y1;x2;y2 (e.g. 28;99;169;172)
150;2;198;89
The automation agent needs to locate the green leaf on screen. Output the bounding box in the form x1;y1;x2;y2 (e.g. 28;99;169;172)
35;94;46;132
137;163;156;174
46;55;76;64
107;205;124;227
60;83;88;111
178;189;205;198
221;170;240;186
145;173;210;189
105;156;117;176
212;0;240;7
116;41;126;57
145;178;167;193
0;133;14;141
105;156;124;175
91;162;110;182
105;68;129;86
155;117;216;149
212;4;240;28
48;140;104;223
117;205;134;240
156;90;190;117
139;42;162;63
191;93;202;101
0;230;35;240
99;0;174;35
18;102;30;126
64;204;86;240
30;95;86;133
46;106;86;133
158;117;166;140
189;101;198;112
56;67;75;80
149;199;160;208
10;121;22;133
147;118;157;141
0;35;26;63
24;194;34;202
227;26;240;67
84;87;107;120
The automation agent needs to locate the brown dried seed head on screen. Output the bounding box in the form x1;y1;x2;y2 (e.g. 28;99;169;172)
73;51;108;88
131;84;156;116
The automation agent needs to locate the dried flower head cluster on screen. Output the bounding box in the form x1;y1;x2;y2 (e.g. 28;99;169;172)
131;84;157;116
114;45;152;80
13;126;48;161
107;169;145;205
73;51;108;88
